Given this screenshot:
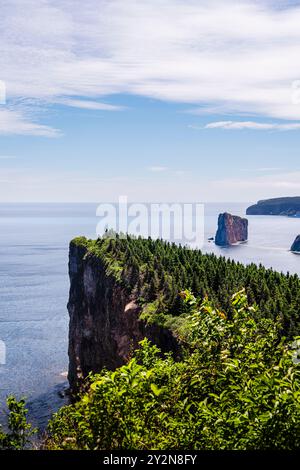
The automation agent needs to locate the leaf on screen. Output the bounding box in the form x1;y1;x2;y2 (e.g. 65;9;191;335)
150;383;163;396
90;380;103;391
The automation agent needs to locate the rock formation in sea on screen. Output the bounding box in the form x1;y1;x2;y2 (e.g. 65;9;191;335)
291;235;300;253
67;240;180;394
215;213;248;247
247;197;300;216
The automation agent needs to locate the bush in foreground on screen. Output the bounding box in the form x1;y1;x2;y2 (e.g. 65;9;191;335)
46;290;300;450
0;396;35;450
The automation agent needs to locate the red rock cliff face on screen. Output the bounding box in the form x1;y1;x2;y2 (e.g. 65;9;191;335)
215;213;248;247
67;241;180;394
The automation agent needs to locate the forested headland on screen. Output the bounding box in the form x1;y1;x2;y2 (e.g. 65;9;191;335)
1;234;300;450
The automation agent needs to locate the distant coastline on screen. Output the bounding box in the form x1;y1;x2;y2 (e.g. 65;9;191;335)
247;197;300;217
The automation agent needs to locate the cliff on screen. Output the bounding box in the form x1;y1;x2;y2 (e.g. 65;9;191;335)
247;197;300;216
215;213;248;246
291;235;300;253
67;234;300;394
67;238;180;394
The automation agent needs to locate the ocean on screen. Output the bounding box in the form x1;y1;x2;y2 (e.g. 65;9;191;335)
0;202;299;429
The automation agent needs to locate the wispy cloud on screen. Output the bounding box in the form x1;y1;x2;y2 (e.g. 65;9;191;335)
2;1;300;135
211;171;300;194
241;167;284;172
147;166;168;172
256;167;283;172
0;109;61;137
199;121;300;131
3;166;300;203
60;99;124;111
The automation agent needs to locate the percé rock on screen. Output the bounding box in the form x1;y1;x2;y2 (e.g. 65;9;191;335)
291;235;300;253
67;240;180;394
247;197;300;217
215;213;248;247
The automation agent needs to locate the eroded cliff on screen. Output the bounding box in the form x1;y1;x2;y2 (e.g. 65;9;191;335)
215;213;248;246
67;238;180;393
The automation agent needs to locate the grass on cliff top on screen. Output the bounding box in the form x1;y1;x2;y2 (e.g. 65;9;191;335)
70;232;300;339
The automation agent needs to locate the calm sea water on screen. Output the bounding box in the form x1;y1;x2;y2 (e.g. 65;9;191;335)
0;202;299;428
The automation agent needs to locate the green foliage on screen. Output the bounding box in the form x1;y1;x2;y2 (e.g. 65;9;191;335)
46;291;300;450
0;396;36;450
74;234;300;338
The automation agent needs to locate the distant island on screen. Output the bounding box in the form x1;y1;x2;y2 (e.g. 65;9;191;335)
246;197;300;217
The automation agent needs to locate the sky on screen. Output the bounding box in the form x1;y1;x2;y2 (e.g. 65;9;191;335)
1;0;300;202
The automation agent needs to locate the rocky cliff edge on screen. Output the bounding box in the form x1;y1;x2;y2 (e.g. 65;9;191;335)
67;238;180;394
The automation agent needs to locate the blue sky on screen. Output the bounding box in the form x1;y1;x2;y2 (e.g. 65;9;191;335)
1;0;300;202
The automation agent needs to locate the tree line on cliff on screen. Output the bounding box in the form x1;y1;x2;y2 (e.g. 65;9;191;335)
85;233;300;338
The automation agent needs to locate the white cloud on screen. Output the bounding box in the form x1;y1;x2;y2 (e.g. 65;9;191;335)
60;98;124;111
255;167;283;172
147;166;168;172
2;165;300;203
211;171;300;195
0;109;60;137
195;121;300;131
241;167;283;172
2;0;300;135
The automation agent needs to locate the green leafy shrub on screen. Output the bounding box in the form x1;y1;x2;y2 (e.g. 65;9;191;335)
0;396;36;450
46;290;300;450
